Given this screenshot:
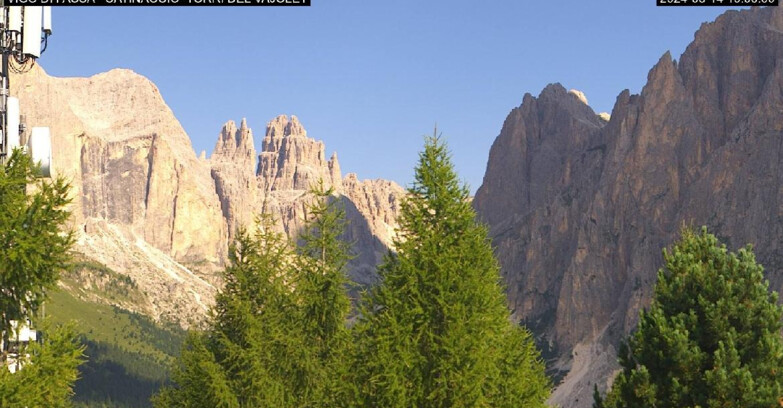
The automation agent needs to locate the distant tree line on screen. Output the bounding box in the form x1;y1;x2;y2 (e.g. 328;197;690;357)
73;338;172;408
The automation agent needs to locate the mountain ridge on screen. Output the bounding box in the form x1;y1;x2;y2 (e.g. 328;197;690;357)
474;6;783;407
11;64;405;326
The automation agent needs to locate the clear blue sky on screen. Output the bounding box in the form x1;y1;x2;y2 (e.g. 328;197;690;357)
39;1;743;193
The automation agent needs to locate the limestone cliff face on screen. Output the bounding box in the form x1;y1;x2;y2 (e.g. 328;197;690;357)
12;66;229;264
211;118;257;241
257;115;343;192
12;67;404;326
211;114;404;285
12;66;227;327
474;6;783;407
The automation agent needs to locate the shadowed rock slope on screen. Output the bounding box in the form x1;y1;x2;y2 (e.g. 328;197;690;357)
474;6;783;408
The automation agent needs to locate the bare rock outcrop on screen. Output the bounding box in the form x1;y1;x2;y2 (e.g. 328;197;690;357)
211;118;258;241
474;6;783;408
12;65;227;326
211;114;404;285
257;115;342;192
12;66;228;264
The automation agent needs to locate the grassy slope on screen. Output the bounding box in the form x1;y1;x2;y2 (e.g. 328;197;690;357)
46;262;187;408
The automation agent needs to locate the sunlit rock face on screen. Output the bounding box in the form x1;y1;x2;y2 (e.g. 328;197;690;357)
13;67;404;326
212;114;405;286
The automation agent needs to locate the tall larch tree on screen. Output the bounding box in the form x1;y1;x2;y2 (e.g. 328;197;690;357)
153;213;302;408
154;184;354;407
295;183;353;407
349;133;550;408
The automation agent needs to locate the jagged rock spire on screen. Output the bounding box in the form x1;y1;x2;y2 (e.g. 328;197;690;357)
257;114;342;192
213;118;255;161
211;118;258;240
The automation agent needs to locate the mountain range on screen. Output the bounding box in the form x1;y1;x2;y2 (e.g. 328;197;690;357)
10;6;783;407
11;65;404;328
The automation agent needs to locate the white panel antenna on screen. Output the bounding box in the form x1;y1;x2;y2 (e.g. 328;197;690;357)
42;7;51;35
8;7;22;32
22;6;42;58
28;127;51;177
6;97;19;152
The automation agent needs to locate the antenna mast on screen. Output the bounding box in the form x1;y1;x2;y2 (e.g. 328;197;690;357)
0;5;52;374
0;5;51;174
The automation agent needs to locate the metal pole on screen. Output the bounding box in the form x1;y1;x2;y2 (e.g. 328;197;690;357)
0;7;8;165
1;7;9;366
2;52;9;163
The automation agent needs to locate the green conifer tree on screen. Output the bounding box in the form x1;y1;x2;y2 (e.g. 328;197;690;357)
154;184;353;407
294;183;353;407
154;214;305;408
0;149;73;333
597;227;783;408
350;133;549;408
0;149;84;406
0;323;85;408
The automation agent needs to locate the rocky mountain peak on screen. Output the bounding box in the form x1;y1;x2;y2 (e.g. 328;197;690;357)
642;51;686;104
13;63;407;332
12;64;229;326
328;151;342;188
213;118;255;162
217;120;237;148
257;115;340;191
211;119;258;241
540;83;603;124
474;82;605;228
678;6;783;145
265;114;307;140
474;6;783;408
212;114;403;285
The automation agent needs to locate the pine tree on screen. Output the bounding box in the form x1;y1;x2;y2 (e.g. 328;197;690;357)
294;183;353;407
0;149;84;406
0;323;85;408
154;184;354;407
0;149;73;333
350;133;549;408
154;214;305;408
597;227;783;408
